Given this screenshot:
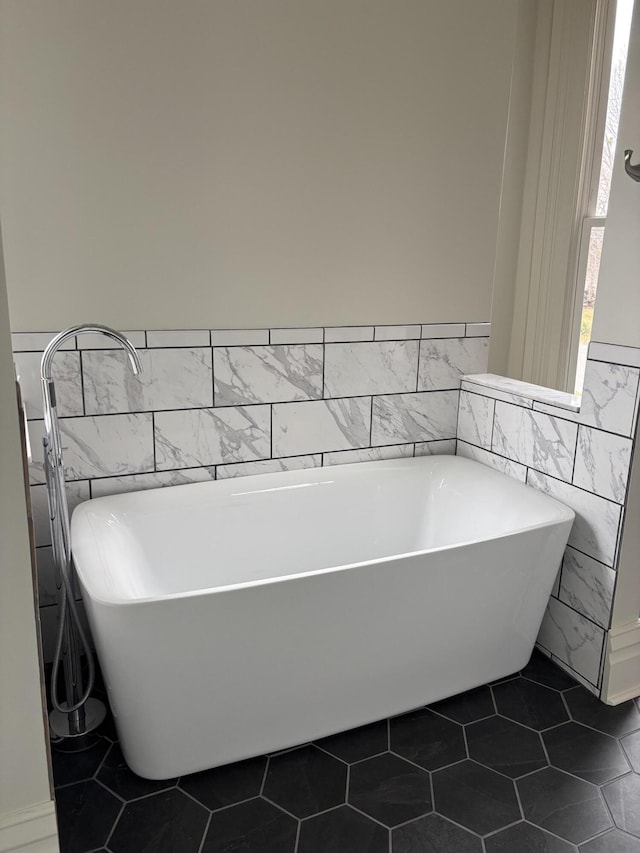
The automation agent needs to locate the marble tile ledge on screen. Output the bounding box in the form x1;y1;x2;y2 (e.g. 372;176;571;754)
462;374;581;413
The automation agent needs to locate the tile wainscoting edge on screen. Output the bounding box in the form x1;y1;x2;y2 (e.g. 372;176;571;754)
459;345;640;697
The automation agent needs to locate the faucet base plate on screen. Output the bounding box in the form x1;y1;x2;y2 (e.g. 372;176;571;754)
49;697;107;747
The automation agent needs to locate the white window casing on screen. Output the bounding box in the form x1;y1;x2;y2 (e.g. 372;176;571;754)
505;0;615;391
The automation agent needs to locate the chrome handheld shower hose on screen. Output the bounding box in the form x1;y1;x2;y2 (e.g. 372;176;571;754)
41;324;142;740
44;432;96;719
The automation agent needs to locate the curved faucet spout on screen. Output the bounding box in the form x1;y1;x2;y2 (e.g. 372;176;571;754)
41;323;143;382
39;323;142;737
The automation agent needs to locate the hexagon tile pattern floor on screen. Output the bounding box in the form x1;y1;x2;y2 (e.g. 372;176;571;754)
52;651;640;853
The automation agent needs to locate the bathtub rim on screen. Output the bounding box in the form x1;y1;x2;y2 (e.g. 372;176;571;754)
72;455;575;607
74;520;574;608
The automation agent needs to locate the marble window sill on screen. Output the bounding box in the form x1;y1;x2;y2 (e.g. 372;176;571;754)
462;373;581;413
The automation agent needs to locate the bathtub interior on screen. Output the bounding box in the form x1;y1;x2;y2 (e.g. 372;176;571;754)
71;455;574;603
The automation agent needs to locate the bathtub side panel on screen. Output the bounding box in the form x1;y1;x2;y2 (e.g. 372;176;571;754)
83;520;571;779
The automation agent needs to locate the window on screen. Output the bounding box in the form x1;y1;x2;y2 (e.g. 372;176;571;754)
570;0;634;394
503;0;636;395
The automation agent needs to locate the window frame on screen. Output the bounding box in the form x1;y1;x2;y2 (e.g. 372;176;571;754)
505;0;616;393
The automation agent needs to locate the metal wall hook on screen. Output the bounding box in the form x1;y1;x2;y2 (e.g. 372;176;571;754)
624;149;640;182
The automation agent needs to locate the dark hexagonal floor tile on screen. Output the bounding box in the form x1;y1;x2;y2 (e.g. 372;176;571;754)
565;688;640;737
620;731;640;773
298;805;388;853
579;828;640;852
179;755;267;810
466;715;547;778
602;773;640;838
390;707;466;770
108;788;209;853
201;797;297;853
521;650;579;691
55;779;122;853
543;722;630;784
97;743;176;800
263;744;347;818
485;821;577;852
316;720;388;763
52;736;110;787
493;678;569;730
432;759;520;835
429;685;495;724
348;752;431;827
516;767;611;844
392;813;482;852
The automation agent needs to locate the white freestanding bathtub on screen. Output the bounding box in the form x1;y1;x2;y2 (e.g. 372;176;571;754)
71;455;574;779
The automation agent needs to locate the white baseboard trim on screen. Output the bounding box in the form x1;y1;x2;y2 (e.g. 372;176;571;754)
601;619;640;706
0;801;58;853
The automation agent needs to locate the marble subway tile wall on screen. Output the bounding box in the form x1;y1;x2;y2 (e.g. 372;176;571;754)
456;343;640;695
12;321;489;660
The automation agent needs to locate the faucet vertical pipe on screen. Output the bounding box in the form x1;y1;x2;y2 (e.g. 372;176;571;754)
41;324;142;741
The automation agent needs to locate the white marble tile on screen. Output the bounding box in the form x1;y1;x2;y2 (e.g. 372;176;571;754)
418;338;489;391
270;327;323;344
414;439;457;457
465;322;491;337
272;398;371;457
30;480;90;547
11;331;76;352
76;331;146;349
324;326;374;343
14;350;83;419
533;360;640;436
551;655;599;694
461;379;533;409
551;567;561;599
456;441;527;482
324;444;414;466
573;426;632;503
537;597;604;686
421;323;466;339
83;348;213;414
492;402;578;482
579;360;640;437
28;414;154;482
374;325;421;341
211;329;269;346
214;345;323;406
67;414;154;480
371;391;459;446
324;341;419;398
559;546;615;630
91;467;217;498
146;330;210;347
155;406;271;469
463;373;580;412
217;455;321;479
527;470;622;567
456;390;494;449
589;342;640;368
